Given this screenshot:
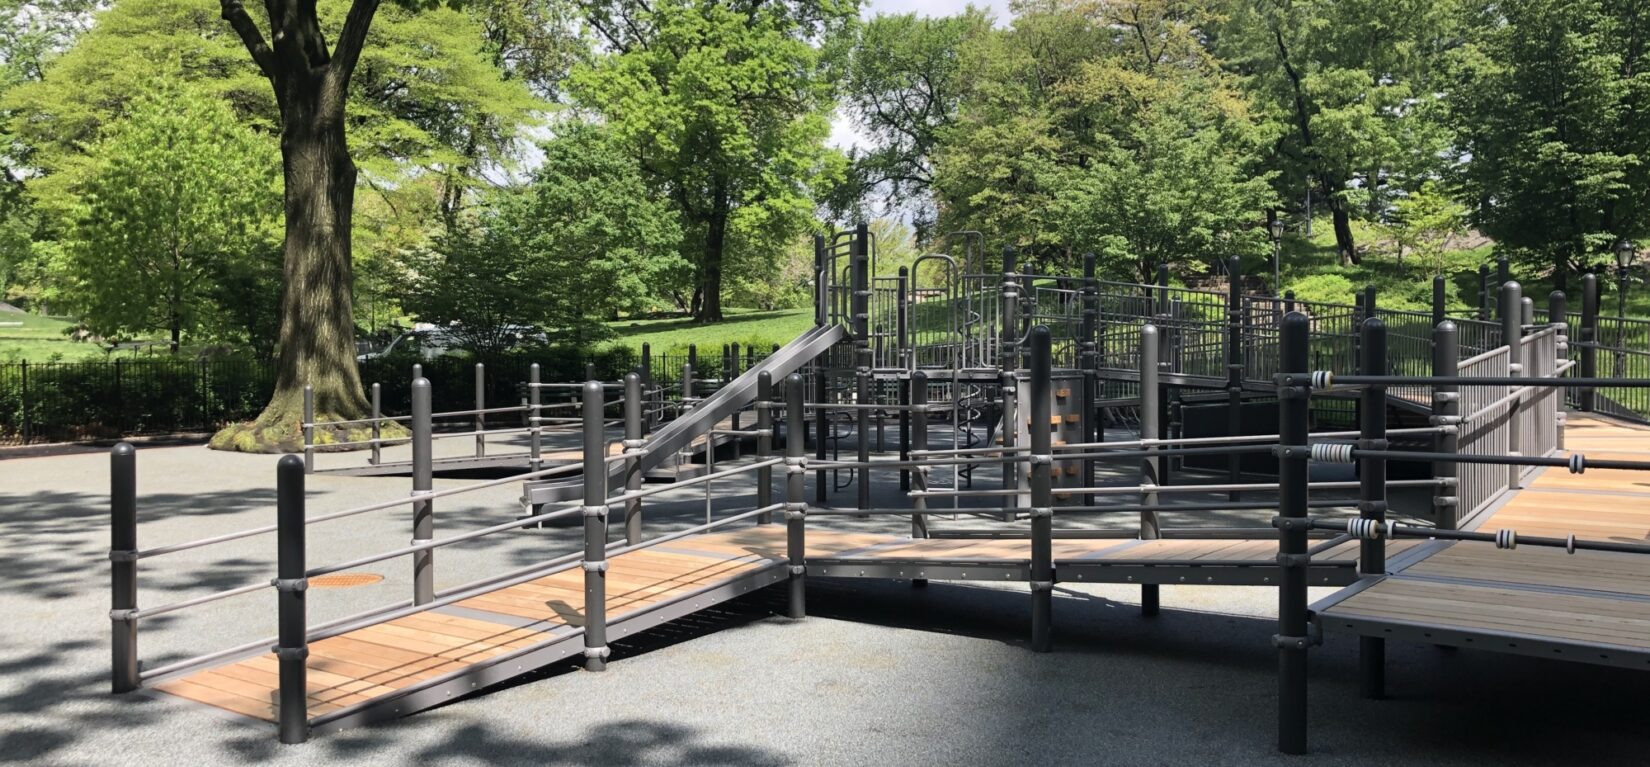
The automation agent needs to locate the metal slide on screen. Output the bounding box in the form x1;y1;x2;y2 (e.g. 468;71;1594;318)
521;324;847;507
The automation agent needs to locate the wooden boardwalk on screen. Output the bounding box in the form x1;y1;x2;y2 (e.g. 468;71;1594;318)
1317;416;1650;667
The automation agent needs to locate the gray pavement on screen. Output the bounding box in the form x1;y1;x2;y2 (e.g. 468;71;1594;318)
1;435;1647;766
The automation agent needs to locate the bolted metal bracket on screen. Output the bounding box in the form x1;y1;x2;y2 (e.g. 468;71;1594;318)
581;560;609;573
271;645;310;661
1272;445;1311;459
1027;507;1053;519
788;565;806;576
1271;516;1313;532
1276;553;1312;568
271;577;308;593
1030;580;1054;592
109;608;139;622
581;505;608;518
109;549;139;563
1356;500;1388;514
584;645;611;660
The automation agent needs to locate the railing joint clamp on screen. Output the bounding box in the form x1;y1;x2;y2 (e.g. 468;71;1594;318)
582;560;609;573
110;608;139;622
788;564;807;576
1028;454;1053;466
582;505;608;518
271;645;310;661
1356;500;1388;514
622;439;648;449
584;645;611;660
1030;580;1054;592
1276;553;1312;568
1271;516;1312;532
109;549;139;563
1028;507;1053;519
271;577;308;593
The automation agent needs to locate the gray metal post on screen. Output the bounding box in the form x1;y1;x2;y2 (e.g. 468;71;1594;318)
1226;256;1243;499
1358;318;1388;699
110;443;138;694
529;364;542;470
1522;296;1534;326
1432;321;1461;529
814;234;828;326
1080;253;1099;504
640;343;654;433
1139;324;1162;616
785;374;808;618
1502;281;1524;490
1276;311;1311;755
897;266;911;492
624;372;644;543
367;383;382;465
1581;274;1598;411
411;378;434;605
1549;291;1567;327
1497;255;1510;289
1477;265;1490;320
1001;246;1019;372
756;371;774;524
910;371;929;540
1431;274;1447;330
302;385;314;473
853;226;872;511
275;454;308;744
1029;326;1054;652
815;365;828;505
581;380;609;672
1000;370;1018;507
475;363;486;458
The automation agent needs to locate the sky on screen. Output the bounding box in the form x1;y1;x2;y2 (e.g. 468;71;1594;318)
828;0;1016;150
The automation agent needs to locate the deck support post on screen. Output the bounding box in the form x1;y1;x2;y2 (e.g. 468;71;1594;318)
910;371;930;542
1029;326;1054;652
275;454;309;745
785;374;808;618
475;363;486;458
581;380;610;672
1080;253;1099;504
1580;274;1598;412
756;372;774;524
814;234;828;326
898;267;911;492
1358;317;1388;700
1275;311;1312;755
1432;322;1461;530
110;443;139;694
370;383;382;466
624;372;644;543
302;385;314;474
1139;324;1162;616
853;224;872;512
529;365;542;471
680;363;695;471
1227;256;1244;501
1000;247;1020;521
1502;282;1524;491
815;361;829;505
411;378;434;605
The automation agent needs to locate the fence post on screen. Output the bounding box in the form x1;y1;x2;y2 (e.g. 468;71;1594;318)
1432;321;1461;530
474;363;486;458
1276;310;1311;755
756;371;774;524
199;358;210;428
1477;264;1490;320
785;373;808;618
114;358;125;436
1138;323;1162;616
110;443;139;694
898;266;911;492
729;344;741;460
1028;326;1054;653
1549;290;1567;328
640;344;654;433
1581;274;1598;411
275;454;309;744
1358;317;1388;699
528;364;542;470
910;371;929;540
1502;281;1524;491
624;372;644;543
1497;255;1511;290
853;224;872;512
20;359;30;443
814;361;829;505
1080;253;1099;504
581;380;610;672
814;234;828;326
1431;274;1447;330
1226;255;1244;500
302;385;315;474
369;383;383;466
1001;246;1019;372
411;377;434;605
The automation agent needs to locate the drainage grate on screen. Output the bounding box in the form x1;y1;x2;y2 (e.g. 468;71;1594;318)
309;573;384;589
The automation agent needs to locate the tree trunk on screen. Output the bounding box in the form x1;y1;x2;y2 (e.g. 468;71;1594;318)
212;83;371;451
1326;190;1358;266
697;205;728;322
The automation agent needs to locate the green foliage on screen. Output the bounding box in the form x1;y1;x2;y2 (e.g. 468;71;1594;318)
1284;272;1358;306
568;0;854;320
1379;181;1472;276
65;79;280;348
1442;0;1649;284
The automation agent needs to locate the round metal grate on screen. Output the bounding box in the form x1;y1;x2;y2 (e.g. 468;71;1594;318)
309;573;384;589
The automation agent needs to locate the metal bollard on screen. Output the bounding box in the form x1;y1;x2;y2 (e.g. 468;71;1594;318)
275;454;309;744
1358;318;1388;699
786;373;808;619
529;364;542;470
1028;326;1054;653
1276;311;1311;755
110;443;139;694
370;383;382;466
1502;282;1524;490
1581;274;1598;411
1432;322;1461;530
581;381;610;672
756;372;774;524
411;377;434;605
624;373;643;543
475;363;486;458
1139;324;1162;615
302;385;315;474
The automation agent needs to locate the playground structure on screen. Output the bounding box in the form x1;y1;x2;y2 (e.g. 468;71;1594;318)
105;225;1650;754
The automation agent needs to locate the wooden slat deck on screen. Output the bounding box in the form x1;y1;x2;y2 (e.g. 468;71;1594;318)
1317;416;1650;666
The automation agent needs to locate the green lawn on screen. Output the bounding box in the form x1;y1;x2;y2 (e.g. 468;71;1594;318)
0;309;112;361
603;307;815;356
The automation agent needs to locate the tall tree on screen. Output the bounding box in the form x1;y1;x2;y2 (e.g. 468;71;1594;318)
66;80;279;350
1219;0;1459;265
569;0;854;321
1443;0;1648;289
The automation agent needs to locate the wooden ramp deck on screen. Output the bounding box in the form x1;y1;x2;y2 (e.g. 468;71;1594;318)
1316;416;1650;669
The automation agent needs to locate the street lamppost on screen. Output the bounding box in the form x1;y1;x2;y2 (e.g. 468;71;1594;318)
1614;238;1637;377
1269;218;1285;295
